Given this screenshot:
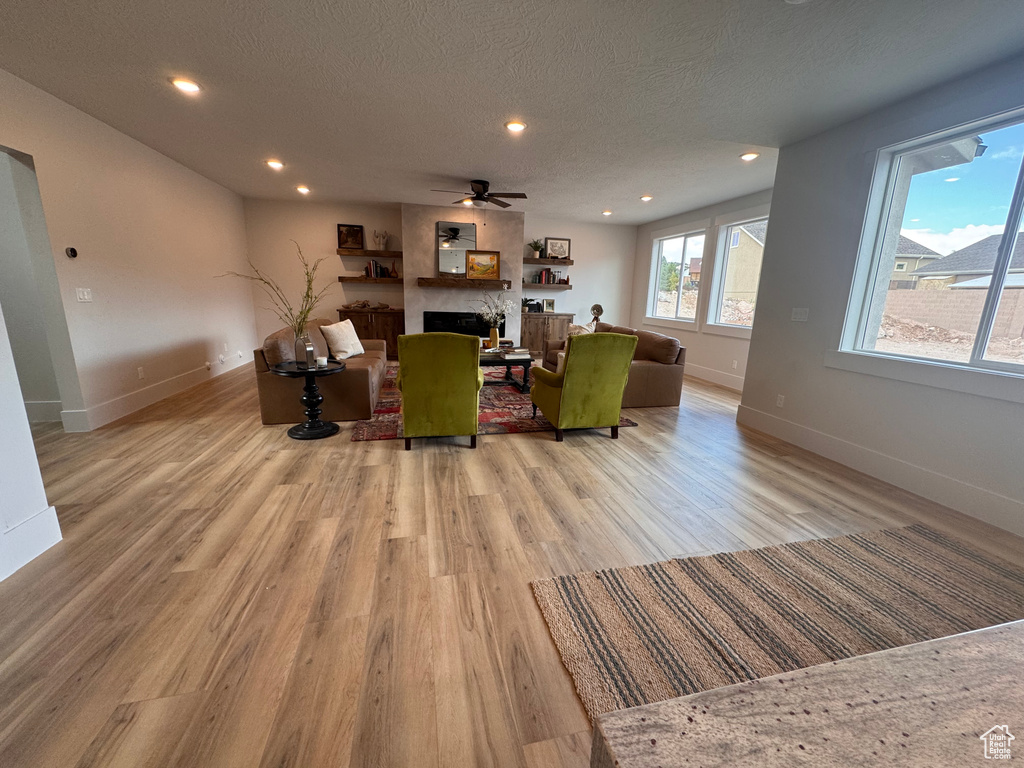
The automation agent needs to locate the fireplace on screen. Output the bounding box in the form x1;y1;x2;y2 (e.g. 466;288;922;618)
423;311;504;338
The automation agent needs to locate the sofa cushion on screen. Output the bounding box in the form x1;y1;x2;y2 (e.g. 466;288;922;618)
600;324;637;336
635;330;681;365
567;320;596;337
322;319;365;359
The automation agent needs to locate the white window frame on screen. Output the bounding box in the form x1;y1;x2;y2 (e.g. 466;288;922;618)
839;108;1024;377
894;262;907;272
645;220;709;327
705;216;768;335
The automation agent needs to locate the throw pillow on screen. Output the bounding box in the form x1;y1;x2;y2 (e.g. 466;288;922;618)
566;320;596;337
321;319;365;360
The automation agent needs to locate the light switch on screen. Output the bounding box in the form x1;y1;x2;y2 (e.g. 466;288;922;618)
791;307;808;322
76;288;93;302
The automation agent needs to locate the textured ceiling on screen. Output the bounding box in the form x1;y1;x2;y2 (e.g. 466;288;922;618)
2;0;1023;224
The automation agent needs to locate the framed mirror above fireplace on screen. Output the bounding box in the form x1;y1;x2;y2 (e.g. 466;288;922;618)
436;221;477;276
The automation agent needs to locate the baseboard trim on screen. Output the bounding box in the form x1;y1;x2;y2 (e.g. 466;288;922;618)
0;505;62;582
24;400;62;422
685;363;744;392
85;356;251;429
736;404;1024;537
60;409;91;432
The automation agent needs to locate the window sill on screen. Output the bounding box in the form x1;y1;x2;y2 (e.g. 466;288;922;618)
823;349;1024;405
702;323;752;340
642;317;697;332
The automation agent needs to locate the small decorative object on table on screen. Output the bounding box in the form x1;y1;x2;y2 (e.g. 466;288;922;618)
466;249;501;279
542;298;555;313
591;303;603;323
473;290;515;350
544;237;571;260
528;239;544;257
337;224;365;250
220;241;329;368
373;229;390;250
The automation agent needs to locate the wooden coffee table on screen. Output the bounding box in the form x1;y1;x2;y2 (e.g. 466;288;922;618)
479;352;532;393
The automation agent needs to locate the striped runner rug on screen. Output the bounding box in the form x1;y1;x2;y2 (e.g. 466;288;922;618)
531;524;1024;721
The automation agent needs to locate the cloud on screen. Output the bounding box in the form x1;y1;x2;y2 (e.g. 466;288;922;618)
901;224;1005;255
989;145;1023;161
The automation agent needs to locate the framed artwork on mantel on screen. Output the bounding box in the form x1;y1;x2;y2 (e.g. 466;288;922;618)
337;224;365;250
544;237;571;260
466;250;501;279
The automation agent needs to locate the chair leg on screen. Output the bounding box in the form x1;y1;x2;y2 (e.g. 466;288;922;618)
611;426;619;440
404;437;412;450
532;404;537;418
555;428;564;442
470;435;477;449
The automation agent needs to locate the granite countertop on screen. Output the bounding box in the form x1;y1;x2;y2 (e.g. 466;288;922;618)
592;620;1023;768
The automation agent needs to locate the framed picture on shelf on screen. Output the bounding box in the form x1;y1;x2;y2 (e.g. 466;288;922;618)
542;298;555;313
544;237;571;260
337;224;365;250
466;249;501;279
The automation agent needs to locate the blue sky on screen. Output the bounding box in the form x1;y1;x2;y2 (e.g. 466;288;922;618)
901;121;1024;254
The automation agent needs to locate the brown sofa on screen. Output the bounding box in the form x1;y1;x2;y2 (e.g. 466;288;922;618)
542;323;685;407
253;318;387;424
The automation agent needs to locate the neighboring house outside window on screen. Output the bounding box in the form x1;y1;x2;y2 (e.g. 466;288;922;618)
708;218;768;328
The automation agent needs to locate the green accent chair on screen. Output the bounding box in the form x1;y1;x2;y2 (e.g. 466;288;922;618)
531;332;638;442
398;332;484;450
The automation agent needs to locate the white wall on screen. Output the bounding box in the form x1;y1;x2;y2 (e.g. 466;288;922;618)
0;299;61;581
738;55;1024;535
630;190;772;391
0;68;257;429
523;215;636;326
243;199;402;341
0;152;61;421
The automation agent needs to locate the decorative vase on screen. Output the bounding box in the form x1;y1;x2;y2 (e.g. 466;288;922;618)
294;330;316;368
489;326;500;350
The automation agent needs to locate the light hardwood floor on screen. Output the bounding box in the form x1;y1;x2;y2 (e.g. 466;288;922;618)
2;367;1022;767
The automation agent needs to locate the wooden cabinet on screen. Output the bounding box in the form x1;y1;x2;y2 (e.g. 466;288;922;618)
337;308;404;359
520;312;574;355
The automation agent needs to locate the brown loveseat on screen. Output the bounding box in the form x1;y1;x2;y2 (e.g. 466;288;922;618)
542;323;685;407
253;318;387;424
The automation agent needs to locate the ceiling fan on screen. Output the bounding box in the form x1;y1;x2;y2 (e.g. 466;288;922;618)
439;226;468;248
430;179;527;209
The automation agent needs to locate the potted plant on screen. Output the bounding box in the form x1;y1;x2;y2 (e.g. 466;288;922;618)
522;297;541;313
474;290;515;350
528;239;544;257
222;241;329;365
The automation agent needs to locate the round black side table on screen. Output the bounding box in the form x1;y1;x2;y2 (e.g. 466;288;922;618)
268;361;346;440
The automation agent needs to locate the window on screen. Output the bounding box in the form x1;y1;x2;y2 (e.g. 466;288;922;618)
847;113;1024;370
709;218;768;328
651;231;705;321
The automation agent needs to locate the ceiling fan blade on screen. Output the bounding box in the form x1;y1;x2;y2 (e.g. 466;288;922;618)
488;192;527;199
432;189;471;194
487;197;512;208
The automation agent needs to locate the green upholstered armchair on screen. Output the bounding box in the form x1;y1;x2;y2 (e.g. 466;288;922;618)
530;332;638;442
398;332;484;450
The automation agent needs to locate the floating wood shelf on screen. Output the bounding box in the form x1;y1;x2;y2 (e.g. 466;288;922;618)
336;249;403;259
417;277;511;290
523;257;574;266
523;283;572;290
337;306;404;313
337;276;402;284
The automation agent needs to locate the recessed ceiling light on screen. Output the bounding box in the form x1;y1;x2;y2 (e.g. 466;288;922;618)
266;159;284;171
171;78;201;94
945;177;960;182
296;186;310;195
740;152;760;162
640;195;653;202
505;121;526;133
602;210;612;216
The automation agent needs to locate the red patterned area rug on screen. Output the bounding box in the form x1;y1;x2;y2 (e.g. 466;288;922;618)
351;364;638;441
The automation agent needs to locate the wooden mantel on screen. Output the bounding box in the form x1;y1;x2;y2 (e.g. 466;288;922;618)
416;277;512;290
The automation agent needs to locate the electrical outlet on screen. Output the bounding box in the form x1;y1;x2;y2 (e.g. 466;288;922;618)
76;288;93;302
731;360;738;370
218;354;225;363
137;366;145;380
791;307;809;322
223;342;228;352
776;394;785;408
